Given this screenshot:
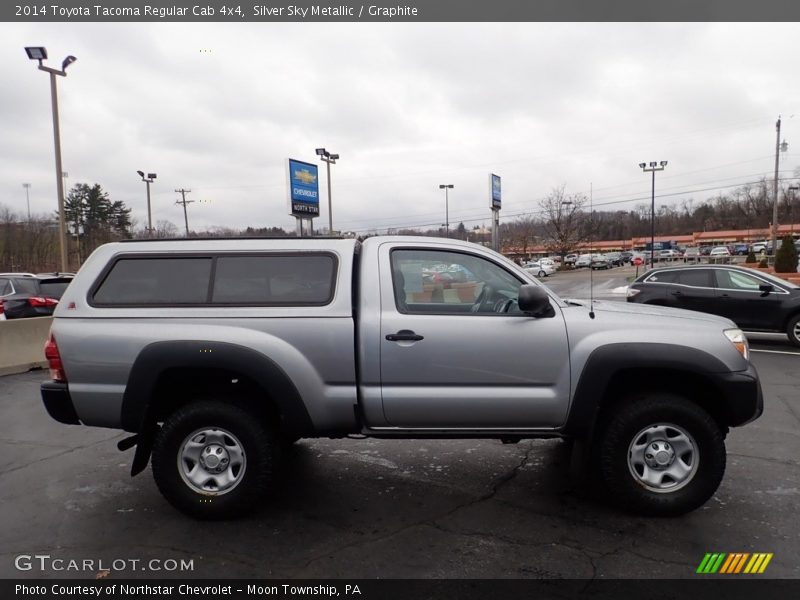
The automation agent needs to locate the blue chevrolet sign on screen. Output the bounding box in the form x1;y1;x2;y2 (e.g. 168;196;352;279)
287;158;320;217
491;173;501;209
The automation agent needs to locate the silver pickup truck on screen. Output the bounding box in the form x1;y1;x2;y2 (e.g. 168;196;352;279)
41;236;762;519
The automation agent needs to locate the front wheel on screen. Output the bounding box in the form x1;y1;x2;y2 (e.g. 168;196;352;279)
538;270;546;278
152;400;277;519
595;394;726;516
787;314;800;348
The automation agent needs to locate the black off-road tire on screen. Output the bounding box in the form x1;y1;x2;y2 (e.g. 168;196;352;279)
786;314;800;348
595;394;726;516
152;400;277;520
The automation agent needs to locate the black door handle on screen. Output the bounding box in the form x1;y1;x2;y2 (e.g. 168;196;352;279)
670;290;682;296
386;330;424;342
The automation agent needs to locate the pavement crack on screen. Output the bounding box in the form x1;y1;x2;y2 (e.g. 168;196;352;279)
0;437;119;476
296;443;536;574
728;452;800;467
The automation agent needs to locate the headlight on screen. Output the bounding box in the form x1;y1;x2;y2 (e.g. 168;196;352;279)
724;328;749;361
626;287;640;298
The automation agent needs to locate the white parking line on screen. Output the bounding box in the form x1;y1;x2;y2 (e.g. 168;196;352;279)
751;349;800;356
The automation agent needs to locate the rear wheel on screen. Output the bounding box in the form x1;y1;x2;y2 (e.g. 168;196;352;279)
152;400;277;519
595;393;726;516
538;269;546;278
787;314;800;348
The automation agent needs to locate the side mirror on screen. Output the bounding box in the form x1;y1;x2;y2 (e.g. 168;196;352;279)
759;283;774;295
518;284;555;318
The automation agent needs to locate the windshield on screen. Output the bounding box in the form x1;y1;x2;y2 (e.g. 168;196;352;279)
742;268;799;289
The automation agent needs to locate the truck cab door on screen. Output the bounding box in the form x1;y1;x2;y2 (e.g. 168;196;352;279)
376;243;571;429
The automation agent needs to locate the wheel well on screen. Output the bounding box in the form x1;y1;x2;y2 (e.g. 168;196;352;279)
783;310;800;331
596;368;730;434
149;367;280;430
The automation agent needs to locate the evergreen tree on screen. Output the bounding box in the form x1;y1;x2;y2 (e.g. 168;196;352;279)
775;235;799;273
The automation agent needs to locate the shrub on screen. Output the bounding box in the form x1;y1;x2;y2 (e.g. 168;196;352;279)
758;258;768;268
774;235;799;273
746;250;757;263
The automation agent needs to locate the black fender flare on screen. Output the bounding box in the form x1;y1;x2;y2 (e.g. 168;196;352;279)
121;340;314;475
560;342;741;440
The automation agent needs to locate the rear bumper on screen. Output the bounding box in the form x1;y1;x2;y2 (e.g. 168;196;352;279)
712;363;763;427
41;381;81;425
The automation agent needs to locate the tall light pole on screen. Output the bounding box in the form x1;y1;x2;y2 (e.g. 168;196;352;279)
439;184;454;237
25;46;76;273
639;161;668;267
137;170;157;236
22;183;31;221
771;117;789;254
316;148;339;234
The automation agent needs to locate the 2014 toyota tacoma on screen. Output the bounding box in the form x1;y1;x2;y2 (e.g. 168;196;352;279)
41;236;762;518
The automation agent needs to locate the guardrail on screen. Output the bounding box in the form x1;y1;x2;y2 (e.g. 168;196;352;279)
0;316;51;376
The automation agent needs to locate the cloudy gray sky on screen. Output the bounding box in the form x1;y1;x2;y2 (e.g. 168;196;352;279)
3;22;800;235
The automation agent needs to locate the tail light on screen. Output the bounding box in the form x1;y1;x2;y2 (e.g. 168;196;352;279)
29;296;59;308
0;300;4;316
44;332;67;382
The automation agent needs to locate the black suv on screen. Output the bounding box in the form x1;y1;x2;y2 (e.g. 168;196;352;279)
627;265;800;346
0;273;73;319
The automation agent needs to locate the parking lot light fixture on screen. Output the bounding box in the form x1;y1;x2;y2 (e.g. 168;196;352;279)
639;160;668;267
439;184;454;238
317;148;339;234
137;171;157;236
25;45;76;273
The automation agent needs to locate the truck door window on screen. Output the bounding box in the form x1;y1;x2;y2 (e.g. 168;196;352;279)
391;249;523;315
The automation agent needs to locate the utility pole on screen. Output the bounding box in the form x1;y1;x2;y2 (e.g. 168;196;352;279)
22;183;31;221
175;189;193;237
771;116;788;254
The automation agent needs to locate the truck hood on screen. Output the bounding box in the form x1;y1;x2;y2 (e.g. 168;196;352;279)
563;298;736;328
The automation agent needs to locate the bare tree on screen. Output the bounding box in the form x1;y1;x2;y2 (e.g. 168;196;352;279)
539;185;587;255
512;214;539;259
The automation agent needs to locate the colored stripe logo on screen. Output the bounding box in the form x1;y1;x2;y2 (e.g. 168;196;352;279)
697;553;773;574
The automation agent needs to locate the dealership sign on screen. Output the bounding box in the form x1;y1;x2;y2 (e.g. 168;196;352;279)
287;158;320;217
490;173;501;209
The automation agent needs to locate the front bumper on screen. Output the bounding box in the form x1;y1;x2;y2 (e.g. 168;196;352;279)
41;381;80;425
712;363;763;427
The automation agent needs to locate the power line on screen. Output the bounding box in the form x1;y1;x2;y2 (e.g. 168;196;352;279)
342;176;800;234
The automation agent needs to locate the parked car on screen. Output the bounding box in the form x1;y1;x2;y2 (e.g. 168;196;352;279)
564;253;578;265
41;236;763;518
751;241;769;254
604;252;623;266
0;273;73;319
590;254;612;270
574;254;593;268
709;246;732;262
620;251;634;264
699;246;712;256
627;264;800;347
523;262;556;278
732;244;750;256
683;247;701;262
658;249;682;261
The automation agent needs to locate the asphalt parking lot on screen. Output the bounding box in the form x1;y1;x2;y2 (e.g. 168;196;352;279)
1;318;798;579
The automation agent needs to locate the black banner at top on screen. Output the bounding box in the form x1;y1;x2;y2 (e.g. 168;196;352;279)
4;0;800;22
